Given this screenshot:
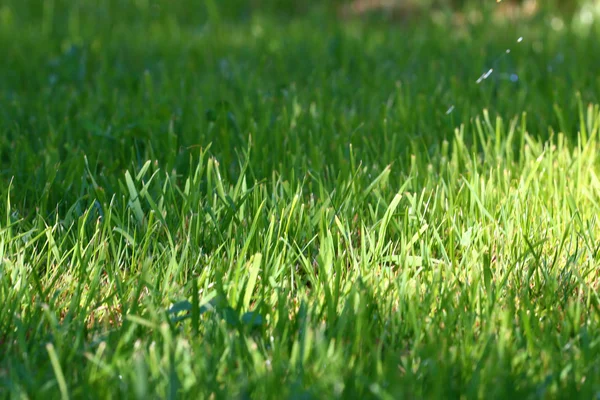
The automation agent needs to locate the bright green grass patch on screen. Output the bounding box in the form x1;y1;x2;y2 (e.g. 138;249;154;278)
2;1;600;398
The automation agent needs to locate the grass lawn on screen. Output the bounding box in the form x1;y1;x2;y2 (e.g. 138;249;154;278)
2;1;600;398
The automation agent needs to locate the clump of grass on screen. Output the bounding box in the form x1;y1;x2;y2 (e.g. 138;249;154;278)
2;1;600;398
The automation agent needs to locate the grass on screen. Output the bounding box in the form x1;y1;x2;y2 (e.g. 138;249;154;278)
2;1;600;398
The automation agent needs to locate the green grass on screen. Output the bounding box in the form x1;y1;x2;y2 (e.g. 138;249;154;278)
2;1;600;398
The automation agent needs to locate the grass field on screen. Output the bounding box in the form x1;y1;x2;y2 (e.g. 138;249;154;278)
2;1;600;398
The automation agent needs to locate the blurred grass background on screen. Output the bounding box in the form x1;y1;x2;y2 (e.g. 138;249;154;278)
1;0;599;214
1;0;595;25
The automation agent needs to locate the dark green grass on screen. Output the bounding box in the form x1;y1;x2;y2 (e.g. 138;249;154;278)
2;1;600;398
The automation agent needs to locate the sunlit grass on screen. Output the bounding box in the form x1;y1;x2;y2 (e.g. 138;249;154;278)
2;1;600;398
